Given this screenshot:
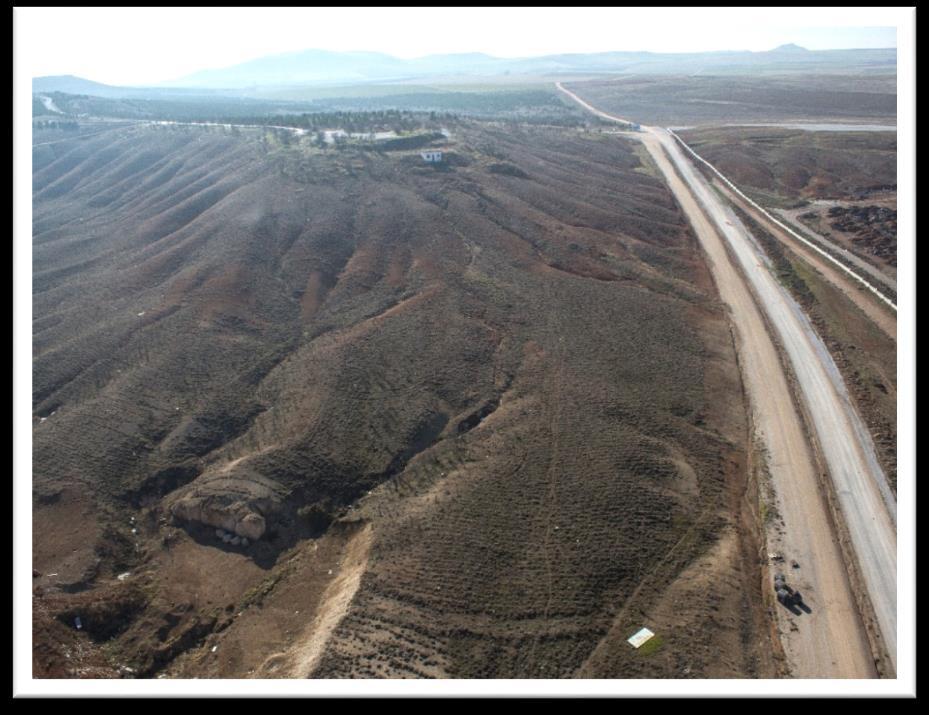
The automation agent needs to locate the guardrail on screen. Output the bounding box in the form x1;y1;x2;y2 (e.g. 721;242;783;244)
666;129;897;312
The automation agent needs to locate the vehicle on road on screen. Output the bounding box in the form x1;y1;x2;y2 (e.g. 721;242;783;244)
774;573;803;607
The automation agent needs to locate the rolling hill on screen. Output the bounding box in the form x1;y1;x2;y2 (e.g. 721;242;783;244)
33;120;773;678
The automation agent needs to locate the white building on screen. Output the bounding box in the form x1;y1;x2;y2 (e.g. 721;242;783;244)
420;150;443;163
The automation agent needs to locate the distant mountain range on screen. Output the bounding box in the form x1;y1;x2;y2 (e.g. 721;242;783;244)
31;74;239;99
34;45;896;96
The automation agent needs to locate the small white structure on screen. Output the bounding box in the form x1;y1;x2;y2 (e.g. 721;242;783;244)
420;150;443;163
627;627;655;649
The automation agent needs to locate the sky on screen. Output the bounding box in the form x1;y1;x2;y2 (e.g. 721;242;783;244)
16;6;898;86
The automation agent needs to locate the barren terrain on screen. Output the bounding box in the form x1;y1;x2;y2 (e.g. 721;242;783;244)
637;128;877;678
670;129;897;496
562;75;896;128
677;126;896;205
33;121;773;678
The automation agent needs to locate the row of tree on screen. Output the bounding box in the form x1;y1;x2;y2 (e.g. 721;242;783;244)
225;109;459;134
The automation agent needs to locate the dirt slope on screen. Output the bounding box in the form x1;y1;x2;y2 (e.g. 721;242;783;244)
677;126;896;203
637;128;877;678
33;122;773;678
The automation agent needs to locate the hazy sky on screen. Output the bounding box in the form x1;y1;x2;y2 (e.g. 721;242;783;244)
16;6;899;86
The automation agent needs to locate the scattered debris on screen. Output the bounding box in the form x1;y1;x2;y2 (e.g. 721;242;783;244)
117;572;131;581
627;627;655;649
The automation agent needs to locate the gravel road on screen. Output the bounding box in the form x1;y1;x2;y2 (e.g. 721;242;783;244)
711;180;896;341
656;125;896;673
558;82;895;676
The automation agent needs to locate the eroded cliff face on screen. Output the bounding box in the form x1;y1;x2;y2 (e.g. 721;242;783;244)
170;496;267;541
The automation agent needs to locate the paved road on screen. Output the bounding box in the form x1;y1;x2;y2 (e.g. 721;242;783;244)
658;124;897;657
558;82;896;676
670;123;896;133
668;130;897;314
709;179;896;341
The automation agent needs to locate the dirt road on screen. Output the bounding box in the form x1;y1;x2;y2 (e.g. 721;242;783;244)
711;180;897;341
558;82;894;677
653;129;896;663
775;205;897;293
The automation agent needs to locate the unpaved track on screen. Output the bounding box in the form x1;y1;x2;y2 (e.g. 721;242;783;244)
266;524;372;678
712;180;896;341
558;82;890;677
667;131;897;316
775;206;897;293
653;129;896;667
37;94;63;114
639;130;877;678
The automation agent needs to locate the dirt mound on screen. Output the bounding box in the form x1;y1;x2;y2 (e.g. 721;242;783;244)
826;205;897;265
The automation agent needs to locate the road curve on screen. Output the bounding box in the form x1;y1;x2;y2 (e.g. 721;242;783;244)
774;205;897;293
558;82;896;675
710;178;896;342
667;130;897;313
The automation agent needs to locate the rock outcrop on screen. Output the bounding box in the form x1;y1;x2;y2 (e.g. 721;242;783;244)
167;468;287;541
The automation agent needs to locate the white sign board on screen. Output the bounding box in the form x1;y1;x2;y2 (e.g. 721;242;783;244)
627;627;655;649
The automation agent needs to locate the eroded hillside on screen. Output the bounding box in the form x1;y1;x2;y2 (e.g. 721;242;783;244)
33;122;774;678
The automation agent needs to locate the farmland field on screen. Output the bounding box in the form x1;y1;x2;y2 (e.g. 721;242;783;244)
563;75;897;127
